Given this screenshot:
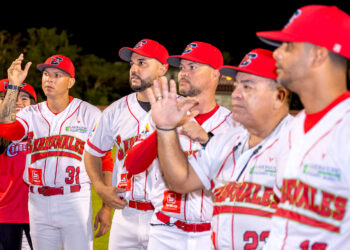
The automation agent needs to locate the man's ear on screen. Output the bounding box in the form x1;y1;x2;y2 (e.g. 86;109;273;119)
310;46;328;68
274;86;289;109
68;78;76;89
159;64;169;77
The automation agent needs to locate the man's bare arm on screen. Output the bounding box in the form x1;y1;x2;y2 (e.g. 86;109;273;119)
0;54;31;123
84;151;127;209
146;77;204;193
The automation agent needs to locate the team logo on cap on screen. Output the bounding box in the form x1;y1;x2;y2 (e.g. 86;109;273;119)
50;56;63;65
134;40;147;49
183;43;198;54
285;9;302;27
239;52;258;67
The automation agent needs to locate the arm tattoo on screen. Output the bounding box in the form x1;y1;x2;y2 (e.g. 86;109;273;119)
0;89;19;123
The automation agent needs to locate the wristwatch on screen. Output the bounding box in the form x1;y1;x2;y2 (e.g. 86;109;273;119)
201;132;214;147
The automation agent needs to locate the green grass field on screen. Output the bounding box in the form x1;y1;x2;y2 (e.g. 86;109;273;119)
91;186;114;250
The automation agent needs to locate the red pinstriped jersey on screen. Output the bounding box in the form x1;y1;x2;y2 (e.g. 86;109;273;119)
85;93;152;201
15;98;101;187
190;114;294;249
137;105;238;223
265;95;350;250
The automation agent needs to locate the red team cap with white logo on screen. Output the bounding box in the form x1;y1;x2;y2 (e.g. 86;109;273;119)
37;55;75;78
119;39;169;65
167;41;223;70
0;78;37;103
220;48;277;80
256;5;350;59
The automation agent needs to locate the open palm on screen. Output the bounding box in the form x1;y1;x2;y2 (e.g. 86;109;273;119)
7;53;32;86
146;76;198;130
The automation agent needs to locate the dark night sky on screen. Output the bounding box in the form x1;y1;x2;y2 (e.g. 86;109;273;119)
1;0;350;65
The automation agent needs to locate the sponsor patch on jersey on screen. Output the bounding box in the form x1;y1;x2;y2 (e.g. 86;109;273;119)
140;123;150;136
117;173;131;191
28;168;43;185
249;165;276;176
65;125;88;133
161;190;182;213
302;164;341;182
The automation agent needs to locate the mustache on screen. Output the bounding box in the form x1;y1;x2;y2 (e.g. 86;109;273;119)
179;77;190;83
131;72;141;80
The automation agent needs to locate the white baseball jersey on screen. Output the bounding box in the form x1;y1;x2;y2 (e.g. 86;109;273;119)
265;95;350;250
138;105;237;225
15;98;101;187
189;114;294;249
85;92;151;201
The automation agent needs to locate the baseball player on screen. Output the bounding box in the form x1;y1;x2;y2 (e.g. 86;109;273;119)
256;5;350;249
124;42;238;250
0;53;113;250
0;77;37;250
84;39;169;249
141;48;293;249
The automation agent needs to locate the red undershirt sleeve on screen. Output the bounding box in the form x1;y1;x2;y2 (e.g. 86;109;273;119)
101;150;114;172
124;131;157;175
0;120;26;141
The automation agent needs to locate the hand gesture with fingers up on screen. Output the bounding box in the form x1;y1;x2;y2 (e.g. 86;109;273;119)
146;76;199;130
7;53;32;86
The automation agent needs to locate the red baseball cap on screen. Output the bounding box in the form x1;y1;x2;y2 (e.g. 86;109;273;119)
37;55;75;78
220;49;277;80
167;41;223;70
256;5;350;59
0;78;37;103
119;39;169;65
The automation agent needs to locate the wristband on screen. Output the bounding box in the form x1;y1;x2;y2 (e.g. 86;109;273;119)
201;132;214;147
5;84;21;90
156;125;177;131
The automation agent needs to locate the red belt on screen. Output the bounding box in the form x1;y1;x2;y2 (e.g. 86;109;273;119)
155;211;211;232
29;185;81;196
128;200;154;211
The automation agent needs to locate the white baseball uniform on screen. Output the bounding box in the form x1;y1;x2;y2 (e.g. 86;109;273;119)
14;97;100;250
265;93;350;250
189;114;294;250
85;92;154;249
136;105;237;250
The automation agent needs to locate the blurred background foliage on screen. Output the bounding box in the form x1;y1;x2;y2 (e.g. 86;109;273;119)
0;27;305;110
0;27;132;105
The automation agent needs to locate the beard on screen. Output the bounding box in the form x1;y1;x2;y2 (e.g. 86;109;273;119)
129;73;154;92
179;87;202;97
178;78;202;97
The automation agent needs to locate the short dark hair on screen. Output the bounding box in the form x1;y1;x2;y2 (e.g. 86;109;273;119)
328;50;348;67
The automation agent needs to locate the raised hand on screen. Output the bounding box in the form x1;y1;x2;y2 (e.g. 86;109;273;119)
7;53;32;86
146;76;198;130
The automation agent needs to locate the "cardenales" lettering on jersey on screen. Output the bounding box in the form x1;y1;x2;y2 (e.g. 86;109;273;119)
276;178;348;232
28;135;85;163
115;134;141;161
212;182;277;218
